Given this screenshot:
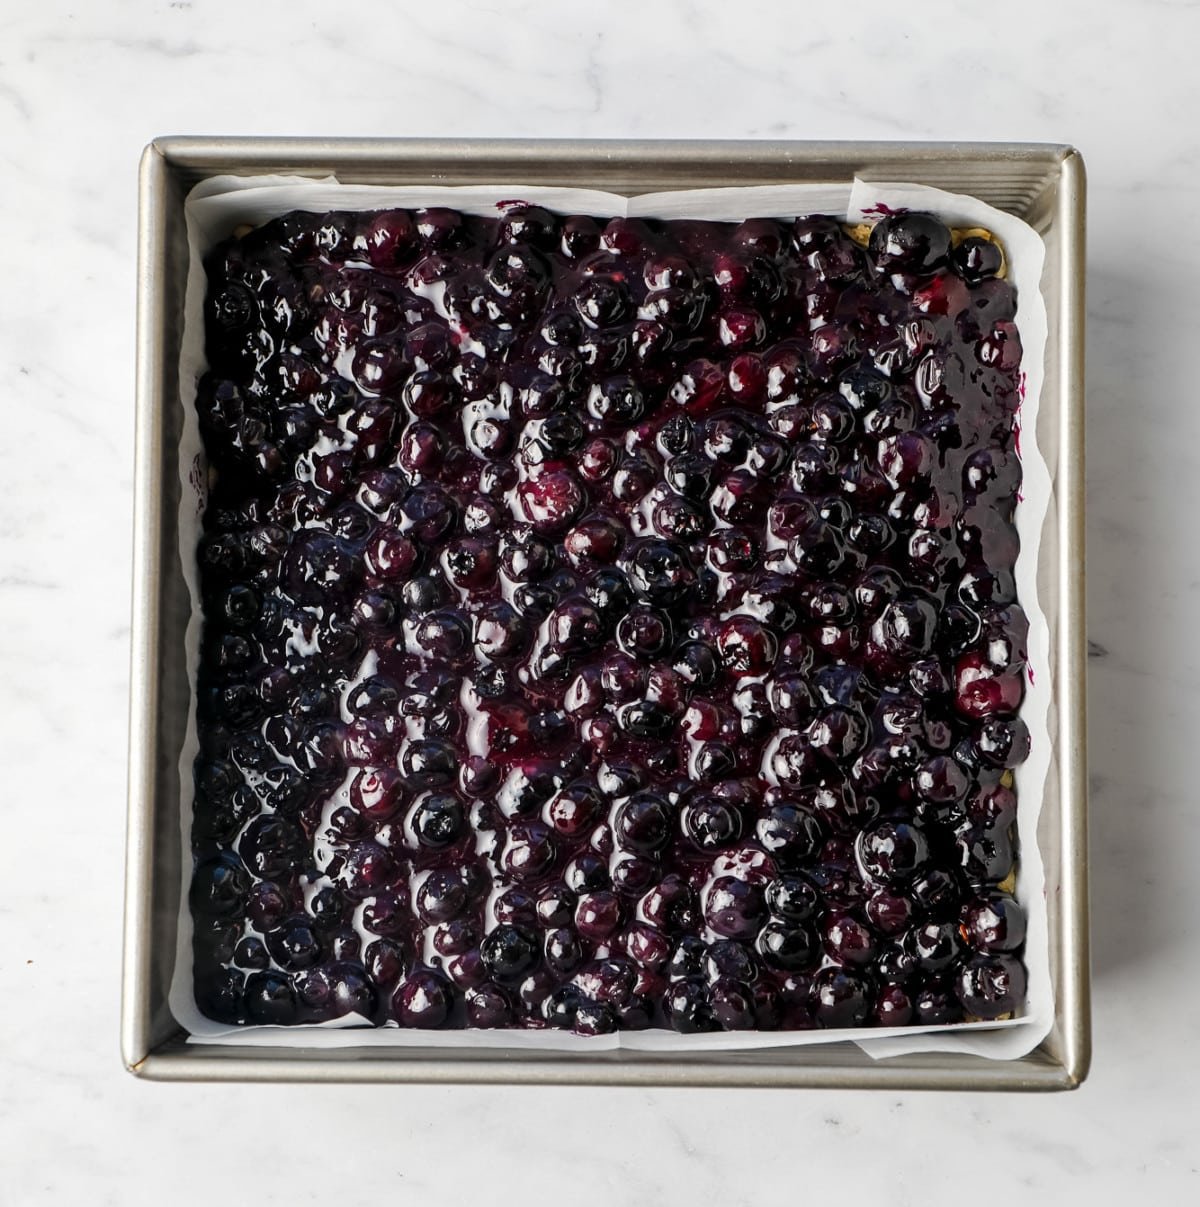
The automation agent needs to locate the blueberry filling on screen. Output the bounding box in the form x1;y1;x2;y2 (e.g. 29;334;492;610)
191;205;1029;1032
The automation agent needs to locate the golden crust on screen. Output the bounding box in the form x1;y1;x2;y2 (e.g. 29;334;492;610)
843;221;874;248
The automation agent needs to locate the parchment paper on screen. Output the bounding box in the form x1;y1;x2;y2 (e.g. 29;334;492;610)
171;176;1053;1060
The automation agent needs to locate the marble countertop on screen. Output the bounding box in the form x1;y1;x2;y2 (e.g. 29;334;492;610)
2;0;1197;1200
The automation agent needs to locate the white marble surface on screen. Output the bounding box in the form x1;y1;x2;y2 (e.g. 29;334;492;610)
1;0;1197;1200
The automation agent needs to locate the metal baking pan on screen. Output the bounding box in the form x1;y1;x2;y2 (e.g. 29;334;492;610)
125;138;1088;1088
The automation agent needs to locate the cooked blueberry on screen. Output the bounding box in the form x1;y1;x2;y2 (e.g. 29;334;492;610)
855;820;930;885
392;970;452;1027
756;921;818;971
543;984;584;1028
765;875;819;921
414;869;468;923
615;792;672;853
264;916;323;971
810;966;873;1027
402;573;452;614
952;236;1004;283
756;804;823;867
869;212;952;275
411;792;465;848
961;892;1027;952
666;978;715;1033
908;919;965;972
243;971;299;1025
672;640;719;688
704;876;766;940
480;924;539;982
544;927;584;976
956;954;1026;1018
401;739;457;787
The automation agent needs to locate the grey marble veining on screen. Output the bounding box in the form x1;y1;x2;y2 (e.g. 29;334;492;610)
1;0;1199;1201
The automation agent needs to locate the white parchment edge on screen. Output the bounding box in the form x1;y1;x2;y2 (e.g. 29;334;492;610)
170;177;1053;1061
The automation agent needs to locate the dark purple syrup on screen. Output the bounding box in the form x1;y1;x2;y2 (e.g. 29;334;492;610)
190;204;1029;1032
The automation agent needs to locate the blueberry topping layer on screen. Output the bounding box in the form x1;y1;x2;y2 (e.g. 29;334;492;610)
190;205;1029;1032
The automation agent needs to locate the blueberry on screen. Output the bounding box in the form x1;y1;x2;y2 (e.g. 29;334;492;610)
810;967;873;1028
755;805;823;868
575;891;622;941
543;985;584;1028
914;977;963;1025
855;821;930;885
872;595;939;658
416;612;470;662
617;701;672;740
308;885;347;932
616;608;672;657
575;276;630;326
546;599;605;655
908;920;965;972
414;870;468;924
765;875;819;921
911;868;965;918
466;985;514;1028
869;212;952;275
672;641;719;687
976;717;1031;768
961;893;1026;953
823;911;875;966
265;916;323;971
411;792;465;849
560;849;608;898
544;928;584;976
392;970;452;1027
480;924;539;982
236;811;304;878
704;876;766;940
244;971;299;1025
622;539;695;605
615;792;672;853
756;921;818;971
401;573;451;615
665;978;715;1033
588;376;644;424
952;236;1004;283
955;954;1026;1019
474;602;529;662
365;939;407;987
573;1000;617;1036
398;739;456;789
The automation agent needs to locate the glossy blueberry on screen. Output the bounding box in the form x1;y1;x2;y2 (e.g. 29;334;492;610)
956;954;1026;1018
411;792;465;849
480;924;539;982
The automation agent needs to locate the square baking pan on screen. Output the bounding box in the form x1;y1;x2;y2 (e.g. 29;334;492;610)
124;138;1088;1088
